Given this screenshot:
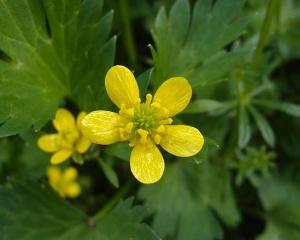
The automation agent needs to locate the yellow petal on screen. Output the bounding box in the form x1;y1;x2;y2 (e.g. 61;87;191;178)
105;65;140;108
63;167;78;182
47;166;62;185
77;112;87;130
130;142;165;184
153;77;192;117
81;110;120;145
53;108;76;131
38;134;59;152
160;125;204;157
50;149;72;164
75;136;91;153
65;183;81;198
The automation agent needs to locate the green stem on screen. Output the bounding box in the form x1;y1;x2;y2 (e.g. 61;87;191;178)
119;0;138;69
252;0;280;70
93;180;133;220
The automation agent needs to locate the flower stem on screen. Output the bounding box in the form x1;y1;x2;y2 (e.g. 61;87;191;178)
252;0;280;70
92;180;133;220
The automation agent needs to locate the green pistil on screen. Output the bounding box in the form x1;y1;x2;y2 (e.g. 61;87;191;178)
132;103;156;131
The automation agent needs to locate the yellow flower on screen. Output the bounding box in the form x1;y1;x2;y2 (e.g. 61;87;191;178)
38;108;92;164
47;166;81;198
81;65;204;184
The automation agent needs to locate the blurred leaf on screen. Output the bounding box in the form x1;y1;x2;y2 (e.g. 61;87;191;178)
200;161;241;227
0;0;115;136
231;146;275;187
0;138;13;176
254;99;300;118
0;180;159;240
238;105;251;148
249;105;275;147
183;99;225;114
139;161;228;240
257;177;300;240
0;136;48;182
99;159;119;188
151;0;249;88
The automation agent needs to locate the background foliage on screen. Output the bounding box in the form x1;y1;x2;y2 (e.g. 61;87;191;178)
0;0;300;239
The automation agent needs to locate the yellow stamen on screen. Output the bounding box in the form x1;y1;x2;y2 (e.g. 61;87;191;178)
126;108;134;117
125;122;134;133
156;125;165;133
154;134;161;144
136;98;141;104
151;102;161;109
137;129;149;144
119;128;127;141
162;107;169;116
146;94;153;105
119;105;134;118
159;118;173;125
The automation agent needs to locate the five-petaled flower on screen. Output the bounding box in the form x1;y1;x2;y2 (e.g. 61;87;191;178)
47;166;81;198
81;65;204;184
38;108;91;164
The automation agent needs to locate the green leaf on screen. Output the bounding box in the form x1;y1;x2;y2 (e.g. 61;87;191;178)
99;159;119;188
257;177;300;240
0;138;13;176
199;161;241;227
238;105;251;148
104;142;131;161
0;180;159;240
248;105;275;147
254;99;300;118
0;0;115;136
137;68;154;97
0;136;48;182
138;161;226;240
183;99;225;114
151;0;249;88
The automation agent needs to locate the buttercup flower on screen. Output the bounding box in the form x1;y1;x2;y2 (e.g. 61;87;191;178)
38;108;91;164
81;65;204;184
47;166;81;198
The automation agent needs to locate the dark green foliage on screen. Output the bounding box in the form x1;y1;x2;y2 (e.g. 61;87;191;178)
0;0;115;136
0;0;300;239
0;181;158;240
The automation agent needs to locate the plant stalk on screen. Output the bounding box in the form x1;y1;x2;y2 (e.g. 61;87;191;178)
93;180;133;220
252;0;280;70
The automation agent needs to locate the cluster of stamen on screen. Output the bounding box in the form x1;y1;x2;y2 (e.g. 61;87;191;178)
118;94;172;146
57;129;80;149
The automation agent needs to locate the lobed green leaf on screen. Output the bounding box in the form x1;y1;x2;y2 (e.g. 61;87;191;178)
0;0;115;136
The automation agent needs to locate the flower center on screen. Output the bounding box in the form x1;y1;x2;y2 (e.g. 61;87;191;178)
118;94;173;146
132;103;156;132
57;129;80;149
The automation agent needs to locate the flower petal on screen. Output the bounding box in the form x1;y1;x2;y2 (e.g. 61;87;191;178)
153;77;192;117
53;108;76;131
38;134;59;152
160;125;204;157
81;110;120;145
76;112;87;130
63;167;78;182
50;149;72;164
105;65;140;108
65;183;81;198
47;166;61;185
75;136;91;153
130;142;165;184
